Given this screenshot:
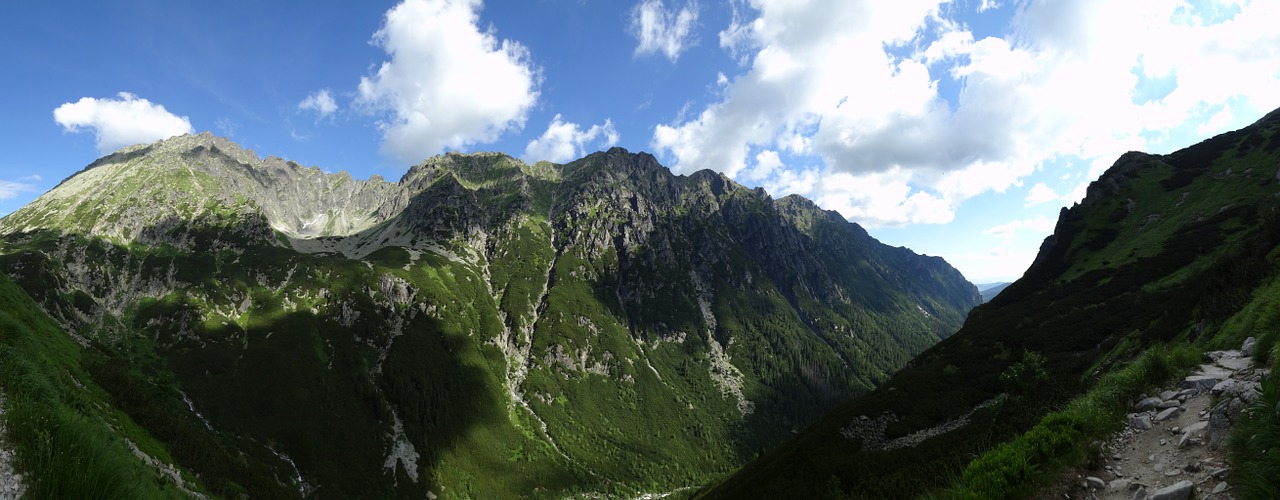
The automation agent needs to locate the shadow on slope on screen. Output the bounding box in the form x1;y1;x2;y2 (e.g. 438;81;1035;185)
0;223;574;498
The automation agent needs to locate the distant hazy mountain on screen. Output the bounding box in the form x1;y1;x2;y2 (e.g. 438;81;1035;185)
0;135;979;498
975;282;1012;302
702;107;1280;498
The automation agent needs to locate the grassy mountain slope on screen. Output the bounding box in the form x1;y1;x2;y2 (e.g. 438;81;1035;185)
701;107;1280;498
0;136;979;497
0;272;216;498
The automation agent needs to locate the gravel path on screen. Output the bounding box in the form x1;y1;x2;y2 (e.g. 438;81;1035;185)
1040;344;1266;500
0;392;26;500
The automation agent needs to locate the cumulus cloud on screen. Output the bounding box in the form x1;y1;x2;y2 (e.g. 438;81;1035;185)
652;0;1280;227
524;115;619;163
53;92;193;154
1024;182;1061;207
629;0;700;62
299;89;338;117
0;180;35;201
357;0;539;164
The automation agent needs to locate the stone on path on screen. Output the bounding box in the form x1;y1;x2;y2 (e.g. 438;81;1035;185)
1211;379;1241;396
1182;375;1219;392
1149;479;1194;500
1214;355;1252;371
1136;396;1163;411
1196;364;1234;379
1086;476;1105;489
1154;406;1181;422
1129;413;1153;430
1178;421;1209;448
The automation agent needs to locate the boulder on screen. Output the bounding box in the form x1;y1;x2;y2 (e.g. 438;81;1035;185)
1215;355;1252;371
1159;390;1178;400
1086;476;1105;489
1136;396;1163;411
1242;336;1257;357
1149;479;1194;500
1195;364;1234;379
1208;397;1247;449
1154;407;1181;422
1181;375;1218;392
1178;420;1208;448
1211;379;1240;396
1129;413;1153;430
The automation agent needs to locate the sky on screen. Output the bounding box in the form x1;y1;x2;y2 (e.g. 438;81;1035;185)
2;0;1279;283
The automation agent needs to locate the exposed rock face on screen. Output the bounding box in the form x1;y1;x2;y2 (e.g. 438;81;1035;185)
0;136;981;498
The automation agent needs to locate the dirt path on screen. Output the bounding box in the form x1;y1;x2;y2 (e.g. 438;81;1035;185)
1040;343;1266;500
0;392;26;500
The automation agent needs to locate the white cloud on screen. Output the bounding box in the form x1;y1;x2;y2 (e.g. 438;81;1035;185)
357;0;539;164
523;114;619;163
298;89;338;117
651;0;1280;228
53;92;193;154
629;0;699;62
982;215;1056;243
0;180;35;201
1024;182;1061;207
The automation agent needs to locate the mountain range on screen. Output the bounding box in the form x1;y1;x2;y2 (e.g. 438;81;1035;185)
0;134;979;498
701;107;1280;498
6;107;1280;499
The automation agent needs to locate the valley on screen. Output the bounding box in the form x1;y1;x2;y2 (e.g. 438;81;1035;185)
0;135;977;498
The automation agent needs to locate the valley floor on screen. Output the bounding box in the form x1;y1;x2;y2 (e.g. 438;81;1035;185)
1039;347;1266;500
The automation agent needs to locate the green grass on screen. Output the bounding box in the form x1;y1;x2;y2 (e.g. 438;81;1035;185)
1230;351;1280;499
0;274;195;499
947;344;1198;499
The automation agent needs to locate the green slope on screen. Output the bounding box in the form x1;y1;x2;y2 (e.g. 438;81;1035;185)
0;272;213;498
701;107;1280;498
0;137;980;497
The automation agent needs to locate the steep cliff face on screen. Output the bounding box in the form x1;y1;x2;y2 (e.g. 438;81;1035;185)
703;108;1280;499
0;135;979;497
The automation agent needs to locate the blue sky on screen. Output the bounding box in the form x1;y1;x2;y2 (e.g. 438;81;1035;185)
2;0;1279;282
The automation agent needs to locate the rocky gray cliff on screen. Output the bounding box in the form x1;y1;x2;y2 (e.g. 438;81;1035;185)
0;133;980;498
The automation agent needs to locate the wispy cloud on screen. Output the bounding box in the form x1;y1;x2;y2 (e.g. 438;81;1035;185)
524;114;619;163
1024;182;1061;207
983;215;1055;243
629;0;699;62
298;89;338;118
0;180;36;201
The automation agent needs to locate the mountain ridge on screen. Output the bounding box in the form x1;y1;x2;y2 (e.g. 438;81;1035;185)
700;105;1280;498
0;135;980;498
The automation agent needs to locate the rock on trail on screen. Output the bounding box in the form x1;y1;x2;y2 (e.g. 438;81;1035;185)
0;393;27;500
1039;338;1265;500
